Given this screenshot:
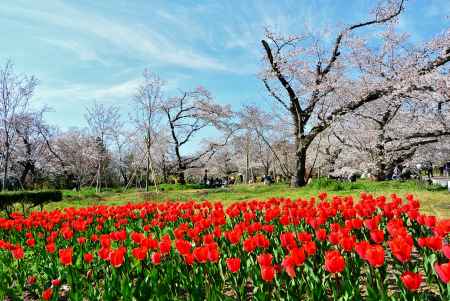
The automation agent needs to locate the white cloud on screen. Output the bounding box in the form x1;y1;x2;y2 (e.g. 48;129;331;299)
35;74;190;106
1;0;232;72
36;78;141;105
40;38;107;65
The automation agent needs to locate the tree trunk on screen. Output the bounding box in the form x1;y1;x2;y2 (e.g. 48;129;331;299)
178;171;186;185
245;147;249;184
373;157;387;181
119;167;128;186
20;161;33;189
291;148;307;187
2;150;9;191
373;131;387;181
96;160;101;192
145;149;150;192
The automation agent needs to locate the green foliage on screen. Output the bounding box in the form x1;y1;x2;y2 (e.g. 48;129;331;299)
308;178;364;191
413;180;448;192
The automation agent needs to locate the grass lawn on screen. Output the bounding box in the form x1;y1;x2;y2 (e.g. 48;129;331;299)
43;179;450;219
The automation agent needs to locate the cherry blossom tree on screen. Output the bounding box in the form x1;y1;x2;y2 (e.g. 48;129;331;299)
132;69;164;191
238;105;294;180
84;102;121;192
260;0;449;186
162;87;234;184
51;129;99;190
0;60;37;190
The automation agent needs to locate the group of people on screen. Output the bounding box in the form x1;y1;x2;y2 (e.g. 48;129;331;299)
201;170;277;188
202;170;238;188
203;176;236;188
392;161;450;180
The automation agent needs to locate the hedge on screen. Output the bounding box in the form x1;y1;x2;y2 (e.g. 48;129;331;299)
0;191;62;214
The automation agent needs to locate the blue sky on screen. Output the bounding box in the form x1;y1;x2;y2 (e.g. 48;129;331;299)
0;0;448;129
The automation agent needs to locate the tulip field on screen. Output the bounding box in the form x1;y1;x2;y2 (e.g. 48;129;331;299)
1;192;450;300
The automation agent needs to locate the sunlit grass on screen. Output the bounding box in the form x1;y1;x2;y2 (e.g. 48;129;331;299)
39;179;450;218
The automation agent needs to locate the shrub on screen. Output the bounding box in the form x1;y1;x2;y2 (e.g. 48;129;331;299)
0;191;62;215
309;178;363;191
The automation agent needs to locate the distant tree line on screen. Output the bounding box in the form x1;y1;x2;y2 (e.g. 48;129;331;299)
0;0;449;191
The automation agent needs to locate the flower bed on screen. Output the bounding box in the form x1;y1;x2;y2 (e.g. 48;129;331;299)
0;193;449;300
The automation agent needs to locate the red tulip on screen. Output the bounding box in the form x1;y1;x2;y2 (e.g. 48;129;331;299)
280;232;296;249
419;236;443;251
304;241;317;256
243;237;257;253
46;243;56;254
51;279;61;286
207;244;220;262
281;255;296;278
83;252;94;263
340;236;355;252
110;247;126;268
11;247;24;260
427;236;443;251
62;228;73;240
98;247;111;260
132;247;147;261
443;245;450;259
365;245;385;268
400;271;422;292
257;253;273;267
27;275;36;285
315;228;327;241
193;247;208;263
297;231;312;242
131;232;145;244
225;229;242;245
351;218;363;229
175;239;191;255
355;241;370;260
256;234;270;249
141;237;158;250
151;252;162;265
260;265;275;282
318;192;328;201
370;229;384;244
324;250;345;273
100;235;111;248
59;248;73;266
328;232;341;245
435;262;450;283
159;240;171;255
226;258;241;273
389;237;412;263
42;288;53;300
26;239;35;248
183;253;194;265
290;247;306;266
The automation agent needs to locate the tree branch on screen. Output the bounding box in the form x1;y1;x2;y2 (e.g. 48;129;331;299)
418;47;450;75
261;39;302;120
321;0;405;76
387;138;439;153
262;79;290;112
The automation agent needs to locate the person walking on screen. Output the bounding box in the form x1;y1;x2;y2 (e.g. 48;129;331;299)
427;161;433;179
392;165;400;180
